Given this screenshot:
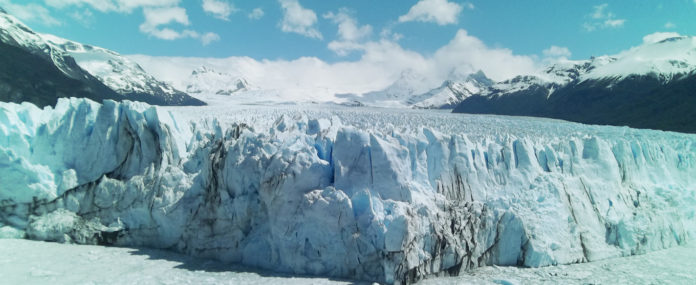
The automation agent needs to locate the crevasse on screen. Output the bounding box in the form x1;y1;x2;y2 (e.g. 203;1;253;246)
1;98;695;284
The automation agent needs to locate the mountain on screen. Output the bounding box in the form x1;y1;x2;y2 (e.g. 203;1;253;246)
343;69;494;109
407;70;494;109
348;69;434;108
454;36;696;133
0;8;204;107
184;66;253;95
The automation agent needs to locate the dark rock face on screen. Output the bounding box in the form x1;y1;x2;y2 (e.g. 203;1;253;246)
0;8;205;107
454;75;696;134
0;40;206;107
0;41;123;108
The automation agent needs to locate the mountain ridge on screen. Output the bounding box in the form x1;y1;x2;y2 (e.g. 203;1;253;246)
0;8;204;107
341;69;494;109
454;36;696;133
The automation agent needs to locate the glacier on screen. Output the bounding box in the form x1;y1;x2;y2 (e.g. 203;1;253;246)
1;98;695;284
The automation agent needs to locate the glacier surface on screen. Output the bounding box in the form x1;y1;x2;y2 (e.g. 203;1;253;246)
1;98;695;283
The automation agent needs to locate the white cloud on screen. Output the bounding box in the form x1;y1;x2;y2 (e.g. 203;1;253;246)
398;0;463;26
432;30;538;81
642;32;681;44
278;0;322;39
542;45;571;63
70;9;95;26
543;46;571;58
0;0;61;26
464;2;475;10
664;22;675;29
202;0;235;21
129;27;543;104
380;27;403;42
44;0;181;13
139;7;219;45
200;32;220;45
324;10;371;42
324;9;372;56
584;4;626;31
603;19;625;28
139;6;190;39
248;7;264;20
41;0;217;45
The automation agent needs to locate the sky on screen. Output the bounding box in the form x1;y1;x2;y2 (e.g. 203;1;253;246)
2;0;696;87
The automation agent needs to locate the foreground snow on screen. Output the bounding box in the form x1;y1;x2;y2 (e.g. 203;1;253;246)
0;238;694;284
1;99;695;283
423;242;696;284
0;239;353;285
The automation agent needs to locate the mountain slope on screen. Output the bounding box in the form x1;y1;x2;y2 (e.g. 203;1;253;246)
0;8;204;107
454;36;696;133
184;66;253;95
0;39;122;108
347;69;434;108
408;70;494;109
344;69;493;109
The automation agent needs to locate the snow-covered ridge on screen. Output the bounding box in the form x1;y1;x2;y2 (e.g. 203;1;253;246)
584;36;696;81
477;36;696;99
1;99;695;283
0;9;201;106
0;10;87;80
344;70;494;109
185;66;254;95
454;36;696;134
39;33;183;99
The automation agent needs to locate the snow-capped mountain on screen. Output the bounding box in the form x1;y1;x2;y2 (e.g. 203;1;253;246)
346;69;434;108
343;69;494;109
184;66;253;95
408;70;494;109
0;8;203;107
455;36;696;133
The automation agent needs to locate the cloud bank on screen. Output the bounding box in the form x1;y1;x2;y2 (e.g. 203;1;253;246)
129;26;542;102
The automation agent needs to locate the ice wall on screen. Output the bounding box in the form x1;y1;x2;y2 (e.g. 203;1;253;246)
1;98;695;284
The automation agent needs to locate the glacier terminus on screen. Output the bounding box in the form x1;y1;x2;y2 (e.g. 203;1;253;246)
1;98;694;284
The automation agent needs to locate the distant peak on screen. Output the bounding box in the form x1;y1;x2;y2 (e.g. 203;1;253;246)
444;69;493;87
466;70;494;86
390;69;429;87
192;66;215;75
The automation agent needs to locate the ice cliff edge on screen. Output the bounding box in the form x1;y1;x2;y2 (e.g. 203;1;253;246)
1;98;695;284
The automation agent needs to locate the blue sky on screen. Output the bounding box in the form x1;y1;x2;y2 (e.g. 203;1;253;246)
2;0;696;87
2;0;695;62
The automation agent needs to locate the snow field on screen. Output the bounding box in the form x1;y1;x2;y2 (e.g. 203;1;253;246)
2;238;695;284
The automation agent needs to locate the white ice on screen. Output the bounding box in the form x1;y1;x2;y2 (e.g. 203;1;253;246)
1;98;695;283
